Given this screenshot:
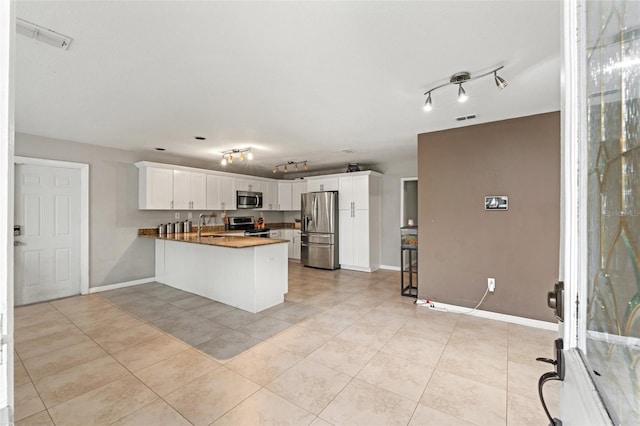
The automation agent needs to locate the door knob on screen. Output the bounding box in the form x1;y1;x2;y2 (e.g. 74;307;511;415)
547;281;564;322
14;241;24;246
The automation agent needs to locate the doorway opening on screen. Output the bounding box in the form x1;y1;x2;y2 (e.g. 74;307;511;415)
400;177;418;227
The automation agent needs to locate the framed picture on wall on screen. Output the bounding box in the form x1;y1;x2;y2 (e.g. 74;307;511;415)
485;195;508;210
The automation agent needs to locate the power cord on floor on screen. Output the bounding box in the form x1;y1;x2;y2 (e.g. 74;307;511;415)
417;287;490;314
457;287;490;314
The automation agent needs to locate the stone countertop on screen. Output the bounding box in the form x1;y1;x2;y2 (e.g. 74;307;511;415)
139;232;289;248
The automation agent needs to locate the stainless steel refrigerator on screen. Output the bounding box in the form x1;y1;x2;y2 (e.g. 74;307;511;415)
301;191;339;270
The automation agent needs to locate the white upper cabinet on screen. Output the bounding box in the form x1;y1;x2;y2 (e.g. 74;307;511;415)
277;182;293;211
306;176;339;192
236;178;263;193
263;181;278;210
220;176;237;210
292;181;306;211
138;166;174;210
338;175;369;210
206;174;237;211
173;170;206;210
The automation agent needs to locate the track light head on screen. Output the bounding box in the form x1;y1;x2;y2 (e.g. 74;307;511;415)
284;165;288;173
494;72;508;89
221;157;227;166
247;151;253;160
423;92;433;112
273;167;278;173
239;152;245;161
304;162;308;170
457;84;468;103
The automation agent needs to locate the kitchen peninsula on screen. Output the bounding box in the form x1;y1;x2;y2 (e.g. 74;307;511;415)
141;232;288;313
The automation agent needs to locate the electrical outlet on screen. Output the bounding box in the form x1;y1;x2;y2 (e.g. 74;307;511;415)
488;278;496;292
187;212;193;219
174;212;180;219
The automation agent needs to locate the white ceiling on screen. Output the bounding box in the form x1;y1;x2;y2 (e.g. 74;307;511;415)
14;1;562;176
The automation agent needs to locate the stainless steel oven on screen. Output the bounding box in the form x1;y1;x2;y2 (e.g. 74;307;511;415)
237;191;263;209
244;229;270;238
228;216;270;238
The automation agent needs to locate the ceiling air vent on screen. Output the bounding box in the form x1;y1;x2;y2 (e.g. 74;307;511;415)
455;114;478;122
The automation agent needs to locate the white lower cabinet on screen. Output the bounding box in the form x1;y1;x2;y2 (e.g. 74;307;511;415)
269;230;281;239
282;230;294;258
293;230;301;260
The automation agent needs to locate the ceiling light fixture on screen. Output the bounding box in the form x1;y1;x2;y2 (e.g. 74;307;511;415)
457;84;468;103
273;161;308;174
16;18;73;50
220;147;253;166
422;65;507;111
494;71;508;89
423;92;433;111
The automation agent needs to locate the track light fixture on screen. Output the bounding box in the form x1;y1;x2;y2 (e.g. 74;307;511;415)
273;161;308;174
220;147;253;166
422;66;507;111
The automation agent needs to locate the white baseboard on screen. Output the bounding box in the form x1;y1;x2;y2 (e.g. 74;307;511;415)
88;277;156;294
379;265;401;271
427;300;558;331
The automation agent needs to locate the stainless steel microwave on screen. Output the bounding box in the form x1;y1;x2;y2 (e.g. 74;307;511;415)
237;191;263;209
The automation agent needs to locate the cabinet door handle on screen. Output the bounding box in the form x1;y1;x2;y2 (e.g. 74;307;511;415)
171;200;174;209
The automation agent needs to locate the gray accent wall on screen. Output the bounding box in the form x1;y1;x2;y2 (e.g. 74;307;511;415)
417;112;560;322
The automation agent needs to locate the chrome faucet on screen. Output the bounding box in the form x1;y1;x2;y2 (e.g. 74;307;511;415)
197;213;216;238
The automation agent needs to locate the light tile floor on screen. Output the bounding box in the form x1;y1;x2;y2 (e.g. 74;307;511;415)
14;262;560;425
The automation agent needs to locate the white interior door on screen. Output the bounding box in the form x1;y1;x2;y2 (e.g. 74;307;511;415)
14;164;81;305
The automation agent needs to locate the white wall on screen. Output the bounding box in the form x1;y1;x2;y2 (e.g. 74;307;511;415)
15;133;284;288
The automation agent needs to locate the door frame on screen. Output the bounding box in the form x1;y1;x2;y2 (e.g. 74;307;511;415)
14;156;90;296
558;0;612;423
400;177;417;227
0;0;14;419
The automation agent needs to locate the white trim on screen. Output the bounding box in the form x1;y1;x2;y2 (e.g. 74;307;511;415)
561;0;587;351
13;156;90;296
88;277;156;294
425;300;558;331
379;264;401;271
561;350;613;425
0;0;14;413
